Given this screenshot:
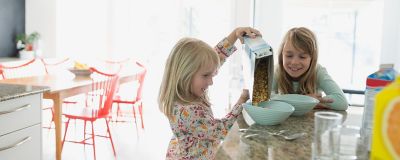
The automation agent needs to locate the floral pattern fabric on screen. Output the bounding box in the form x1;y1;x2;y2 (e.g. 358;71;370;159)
166;103;243;160
214;38;237;57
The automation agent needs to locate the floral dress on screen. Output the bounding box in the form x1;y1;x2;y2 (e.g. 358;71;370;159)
166;103;243;160
165;38;241;159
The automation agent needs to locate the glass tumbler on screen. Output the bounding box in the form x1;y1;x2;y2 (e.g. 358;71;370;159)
313;111;343;160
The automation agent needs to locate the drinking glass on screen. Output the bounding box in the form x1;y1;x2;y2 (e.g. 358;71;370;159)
313;111;343;160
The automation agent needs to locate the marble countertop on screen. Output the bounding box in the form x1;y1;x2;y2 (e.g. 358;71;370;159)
0;84;49;102
216;109;364;160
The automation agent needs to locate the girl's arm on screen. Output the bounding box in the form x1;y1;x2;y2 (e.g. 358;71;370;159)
215;27;261;64
317;65;349;110
198;104;243;141
235;89;249;105
176;102;244;141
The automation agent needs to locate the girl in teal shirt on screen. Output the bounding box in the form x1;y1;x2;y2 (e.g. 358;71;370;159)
272;27;348;110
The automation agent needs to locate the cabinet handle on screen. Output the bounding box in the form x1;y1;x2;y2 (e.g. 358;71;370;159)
0;136;32;152
0;104;31;115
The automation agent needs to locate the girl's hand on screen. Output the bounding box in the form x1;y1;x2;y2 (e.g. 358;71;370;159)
314;103;330;109
306;93;333;109
235;27;261;43
227;27;262;44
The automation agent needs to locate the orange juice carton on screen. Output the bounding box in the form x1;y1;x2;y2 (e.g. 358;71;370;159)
361;64;397;151
370;76;400;159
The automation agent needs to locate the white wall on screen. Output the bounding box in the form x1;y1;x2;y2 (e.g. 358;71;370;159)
232;0;252;27
25;0;183;61
381;0;400;71
26;0;56;58
56;0;110;60
253;0;283;51
26;0;115;59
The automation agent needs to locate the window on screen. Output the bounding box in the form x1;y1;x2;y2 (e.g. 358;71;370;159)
255;0;384;104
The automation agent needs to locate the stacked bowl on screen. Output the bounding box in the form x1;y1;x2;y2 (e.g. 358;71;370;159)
68;68;93;77
243;101;294;125
270;94;319;116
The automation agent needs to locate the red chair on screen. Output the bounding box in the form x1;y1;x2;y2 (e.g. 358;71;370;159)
0;58;47;79
40;57;71;74
61;67;119;160
40;58;76;130
104;58;130;65
112;61;147;129
95;58;127;74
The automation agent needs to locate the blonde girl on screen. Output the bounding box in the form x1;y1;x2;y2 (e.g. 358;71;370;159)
272;27;348;110
159;27;260;159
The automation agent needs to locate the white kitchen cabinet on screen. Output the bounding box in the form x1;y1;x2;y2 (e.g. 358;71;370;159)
0;94;42;160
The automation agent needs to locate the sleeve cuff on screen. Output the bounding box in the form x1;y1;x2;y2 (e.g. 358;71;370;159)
215;38;237;57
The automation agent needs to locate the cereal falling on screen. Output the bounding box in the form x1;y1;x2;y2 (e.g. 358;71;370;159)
252;56;273;106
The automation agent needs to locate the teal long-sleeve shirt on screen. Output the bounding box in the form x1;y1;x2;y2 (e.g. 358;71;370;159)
272;64;349;110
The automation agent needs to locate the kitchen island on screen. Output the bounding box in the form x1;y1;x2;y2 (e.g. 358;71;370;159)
0;84;48;101
0;84;49;159
216;107;366;160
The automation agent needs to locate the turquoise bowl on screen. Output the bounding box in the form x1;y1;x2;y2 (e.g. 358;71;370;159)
270;94;319;116
243;101;294;125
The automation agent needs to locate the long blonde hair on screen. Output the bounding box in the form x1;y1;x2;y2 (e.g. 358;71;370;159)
158;37;220;119
276;27;318;94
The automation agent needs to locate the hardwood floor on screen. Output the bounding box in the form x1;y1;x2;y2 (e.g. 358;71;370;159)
42;100;172;160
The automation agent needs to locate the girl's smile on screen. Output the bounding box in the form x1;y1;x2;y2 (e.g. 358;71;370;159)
282;42;311;79
191;65;217;98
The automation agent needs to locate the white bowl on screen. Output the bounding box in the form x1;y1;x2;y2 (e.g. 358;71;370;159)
68;68;92;77
270;94;319;116
243;101;294;125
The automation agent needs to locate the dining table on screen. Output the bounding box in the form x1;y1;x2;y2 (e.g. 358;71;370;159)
215;106;367;160
0;64;145;160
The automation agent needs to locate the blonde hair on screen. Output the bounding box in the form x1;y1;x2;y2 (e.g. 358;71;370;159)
276;27;318;94
158;37;220;119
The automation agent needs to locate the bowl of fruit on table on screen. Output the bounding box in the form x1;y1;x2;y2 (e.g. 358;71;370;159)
68;61;92;77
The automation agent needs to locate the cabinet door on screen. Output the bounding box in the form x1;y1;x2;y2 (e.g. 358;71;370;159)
0;124;41;160
0;94;41;136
